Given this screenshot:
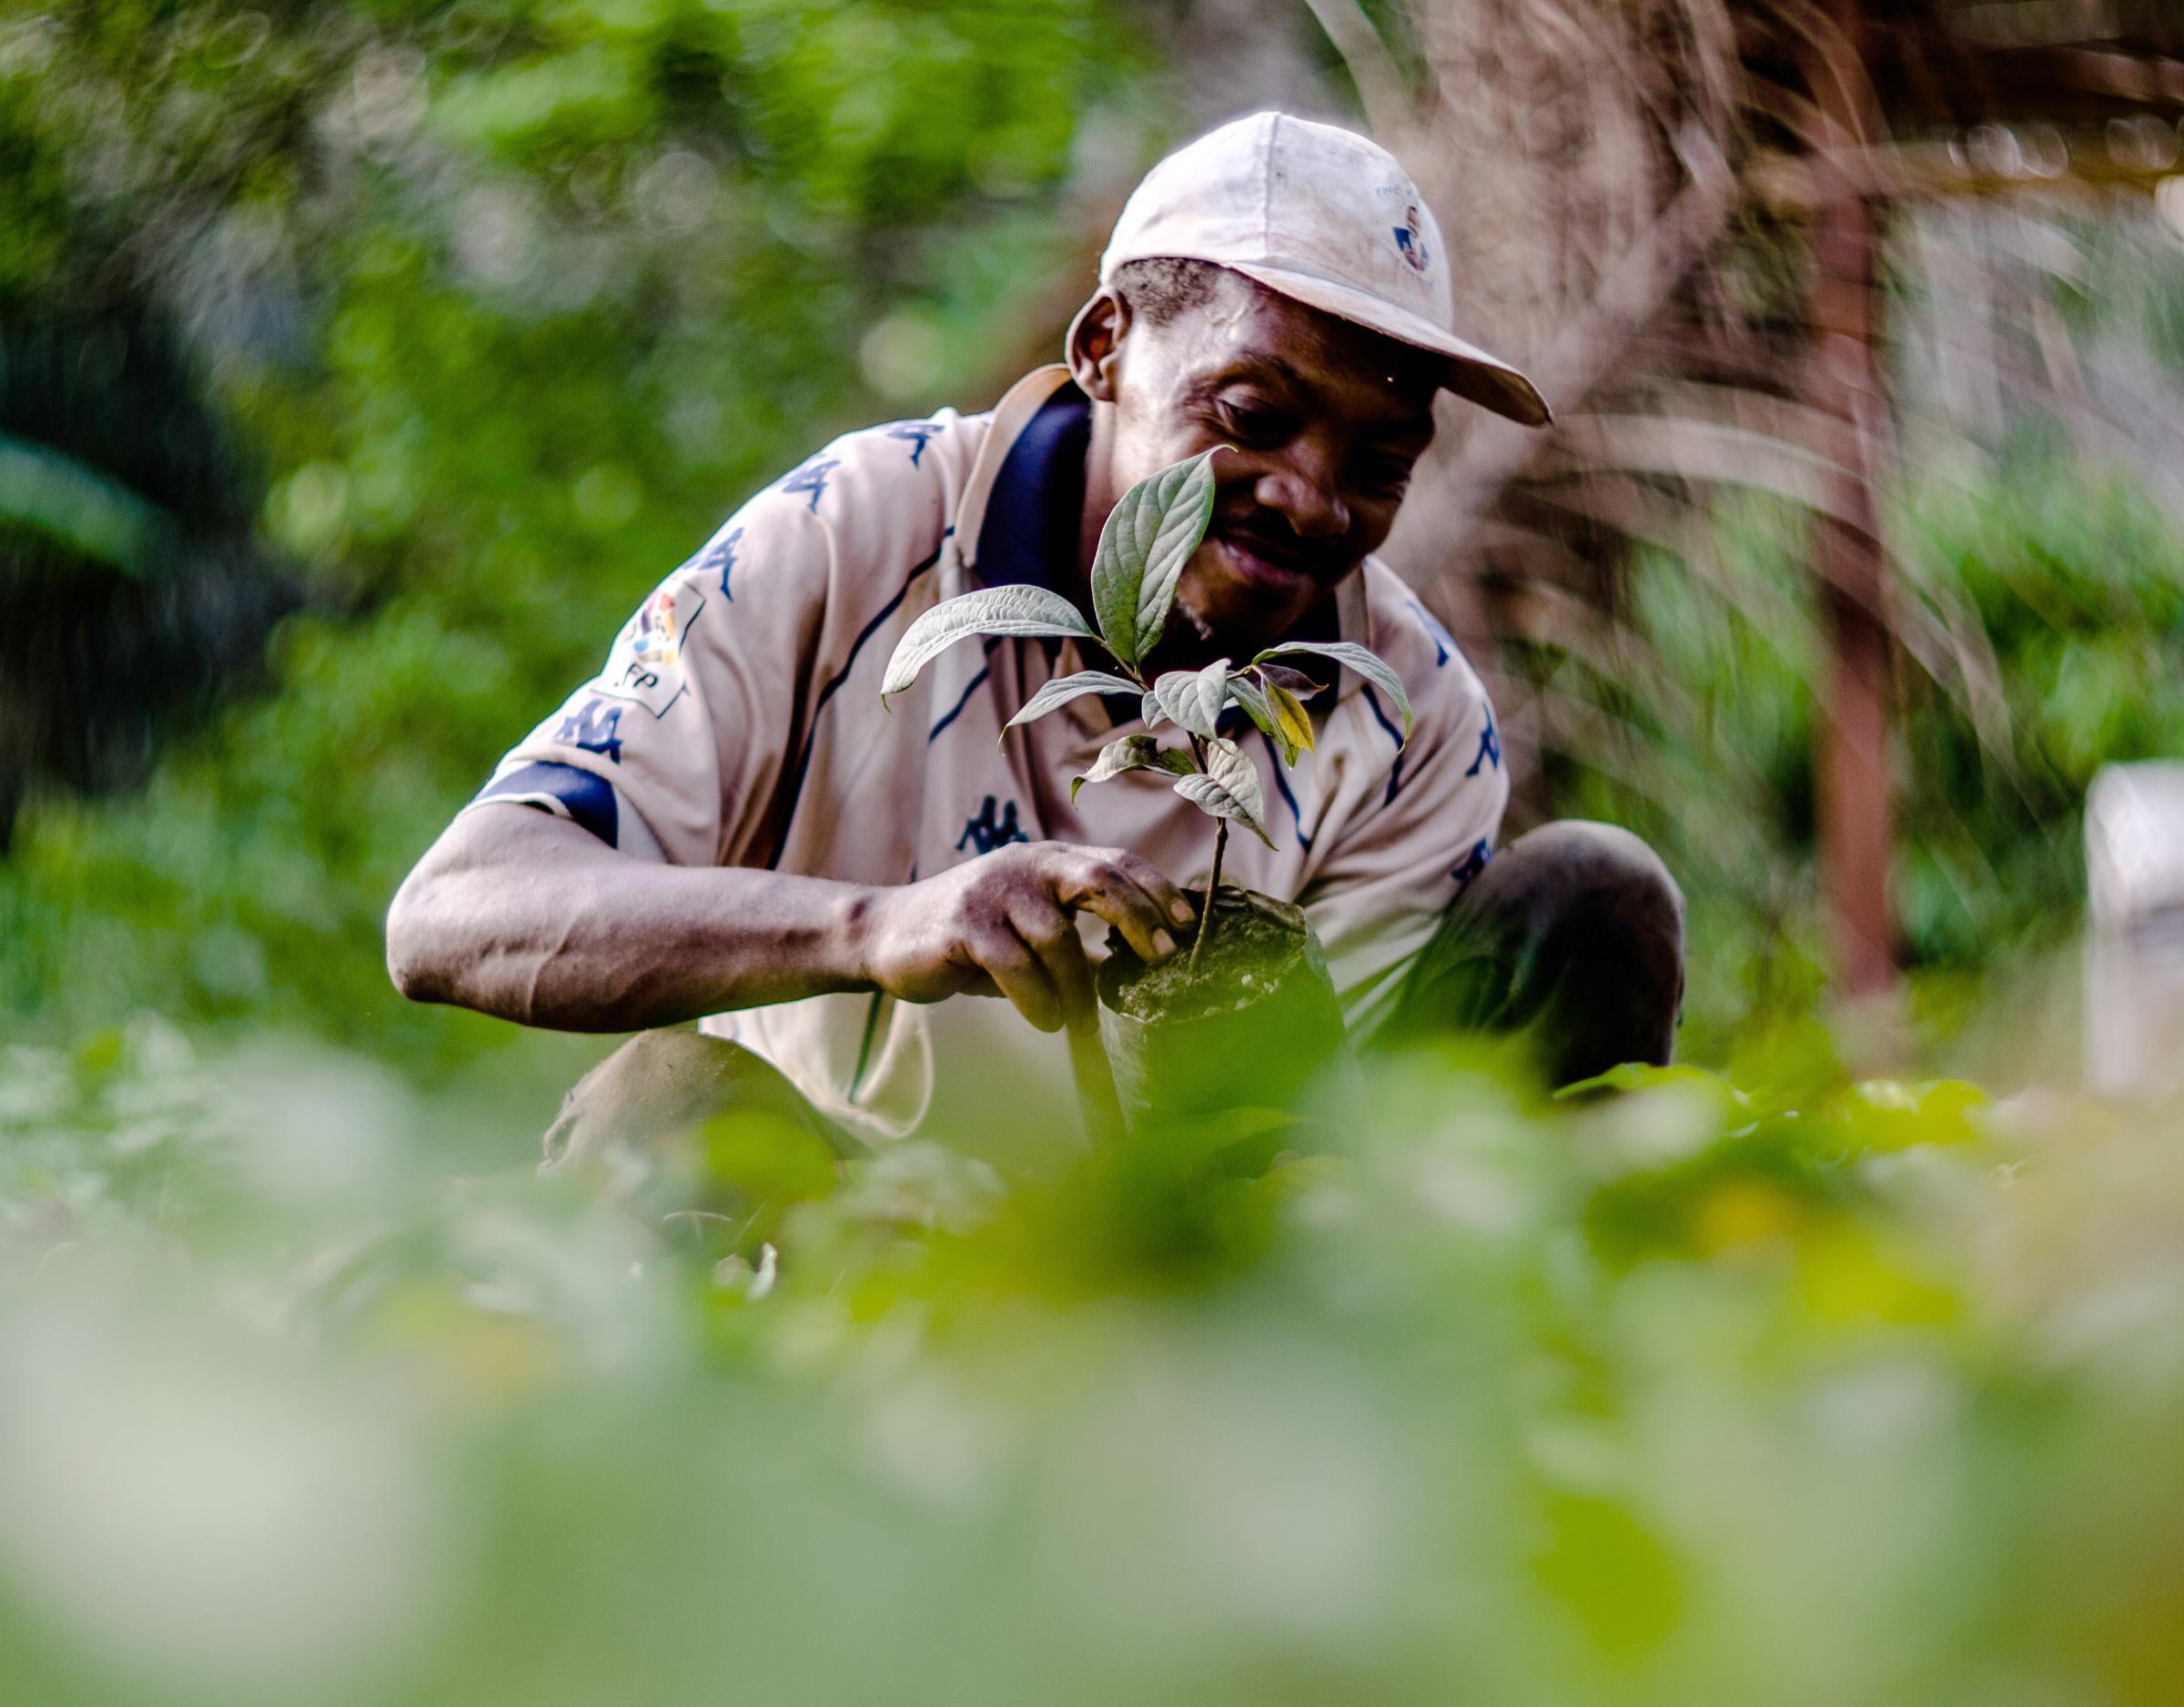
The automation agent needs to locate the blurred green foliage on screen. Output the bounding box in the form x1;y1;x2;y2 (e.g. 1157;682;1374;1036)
8;1025;2184;1706
1896;452;2184;962
1538;448;2184;1068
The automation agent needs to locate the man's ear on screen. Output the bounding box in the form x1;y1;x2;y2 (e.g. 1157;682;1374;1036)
1066;288;1129;403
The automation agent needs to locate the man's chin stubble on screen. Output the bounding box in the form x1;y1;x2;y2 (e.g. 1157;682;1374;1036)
1153;601;1293;676
1172;598;1220;649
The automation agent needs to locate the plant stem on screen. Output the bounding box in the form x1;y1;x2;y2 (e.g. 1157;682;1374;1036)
1191;817;1227;975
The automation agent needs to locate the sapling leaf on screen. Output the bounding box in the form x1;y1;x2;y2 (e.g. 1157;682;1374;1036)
1145;659;1230;741
882;586;1097;703
1226;674;1282;747
1228;674;1313;766
1253;639;1411;740
1174;736;1276;849
1070;733;1196;802
1257;662;1324;701
1267;682;1316;754
1004;670;1142;732
1088;447;1223;669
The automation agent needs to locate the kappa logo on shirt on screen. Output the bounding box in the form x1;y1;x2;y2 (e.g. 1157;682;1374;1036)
778;457;840;513
691;526;742;600
956;795;1028;855
886;422;943;467
1451;838;1491;893
1466;706;1501;777
557;698;625;764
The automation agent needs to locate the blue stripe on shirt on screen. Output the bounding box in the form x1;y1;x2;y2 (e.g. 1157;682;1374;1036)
476;760;619;847
1359;683;1407;806
766;533;948;870
1259;730;1314;850
927;663;991;742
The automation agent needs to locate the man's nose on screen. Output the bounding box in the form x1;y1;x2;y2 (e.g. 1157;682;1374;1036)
1253;460;1350;540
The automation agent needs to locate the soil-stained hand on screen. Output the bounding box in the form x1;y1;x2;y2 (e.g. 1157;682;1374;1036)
858;841;1194;1033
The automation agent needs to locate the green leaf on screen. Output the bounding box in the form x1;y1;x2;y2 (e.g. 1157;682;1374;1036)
1088;447;1223;669
1228;673;1313;766
1070;733;1196;803
1267;682;1316;755
1254;640;1410;741
1004;670;1142;733
883;587;1096;703
1143;658;1230;740
1227;674;1282;747
0;431;177;579
1173;736;1276;848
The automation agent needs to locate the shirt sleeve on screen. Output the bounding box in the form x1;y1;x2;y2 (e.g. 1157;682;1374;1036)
466;488;834;869
1298;616;1511;1041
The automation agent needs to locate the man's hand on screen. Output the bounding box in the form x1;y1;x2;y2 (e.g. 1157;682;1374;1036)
856;842;1194;1034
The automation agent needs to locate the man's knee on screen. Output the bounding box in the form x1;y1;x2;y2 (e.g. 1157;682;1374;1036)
1492;820;1684;955
1389;819;1684;1082
1492;820;1684;1077
542;1026;852;1182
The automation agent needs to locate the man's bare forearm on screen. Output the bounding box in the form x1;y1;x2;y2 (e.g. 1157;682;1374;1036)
385;805;876;1032
389;801;1193;1038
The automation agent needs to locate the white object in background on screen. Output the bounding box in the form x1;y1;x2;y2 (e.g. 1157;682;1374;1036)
2086;763;2184;1096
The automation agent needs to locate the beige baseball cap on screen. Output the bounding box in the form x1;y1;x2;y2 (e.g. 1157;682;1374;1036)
1099;111;1552;428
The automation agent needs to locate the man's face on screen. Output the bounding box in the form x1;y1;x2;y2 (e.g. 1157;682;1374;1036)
1087;273;1443;661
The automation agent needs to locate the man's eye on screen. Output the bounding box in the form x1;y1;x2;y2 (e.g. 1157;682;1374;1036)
1218;401;1288;444
1359;457;1413;496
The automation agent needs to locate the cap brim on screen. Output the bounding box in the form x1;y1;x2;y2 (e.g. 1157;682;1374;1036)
1223;261;1553;429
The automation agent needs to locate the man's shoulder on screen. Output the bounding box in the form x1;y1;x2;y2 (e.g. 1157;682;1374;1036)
748;404;991;543
653;402;997;636
1354;558;1492;734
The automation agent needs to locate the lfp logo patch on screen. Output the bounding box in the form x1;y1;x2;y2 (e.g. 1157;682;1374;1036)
632;584;683;668
1392;204;1430;275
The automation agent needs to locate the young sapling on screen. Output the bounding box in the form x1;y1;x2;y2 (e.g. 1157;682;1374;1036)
882;445;1413;975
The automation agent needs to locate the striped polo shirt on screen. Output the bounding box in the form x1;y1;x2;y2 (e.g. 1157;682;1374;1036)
470;366;1509;1153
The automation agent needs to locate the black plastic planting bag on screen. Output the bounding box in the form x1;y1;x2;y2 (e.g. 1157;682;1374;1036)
1096;887;1349;1133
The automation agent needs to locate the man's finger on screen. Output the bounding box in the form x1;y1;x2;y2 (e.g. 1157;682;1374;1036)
967;926;1062;1034
1059;853;1186;963
1009;898;1096;1030
1104;847;1197;931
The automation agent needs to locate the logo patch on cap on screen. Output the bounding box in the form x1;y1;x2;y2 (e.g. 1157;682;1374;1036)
1392;205;1430;275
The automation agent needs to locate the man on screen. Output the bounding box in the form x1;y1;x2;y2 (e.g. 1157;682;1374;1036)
386;113;1684;1168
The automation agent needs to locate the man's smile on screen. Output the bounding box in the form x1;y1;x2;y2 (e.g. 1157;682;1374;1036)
1208;520;1345;598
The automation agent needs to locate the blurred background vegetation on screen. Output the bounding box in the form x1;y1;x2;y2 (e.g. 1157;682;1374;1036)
6;2;2184;1701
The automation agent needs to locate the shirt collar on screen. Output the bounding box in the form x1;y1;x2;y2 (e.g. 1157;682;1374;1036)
955;365;1376;692
973;371;1089;597
955;365;1077;586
